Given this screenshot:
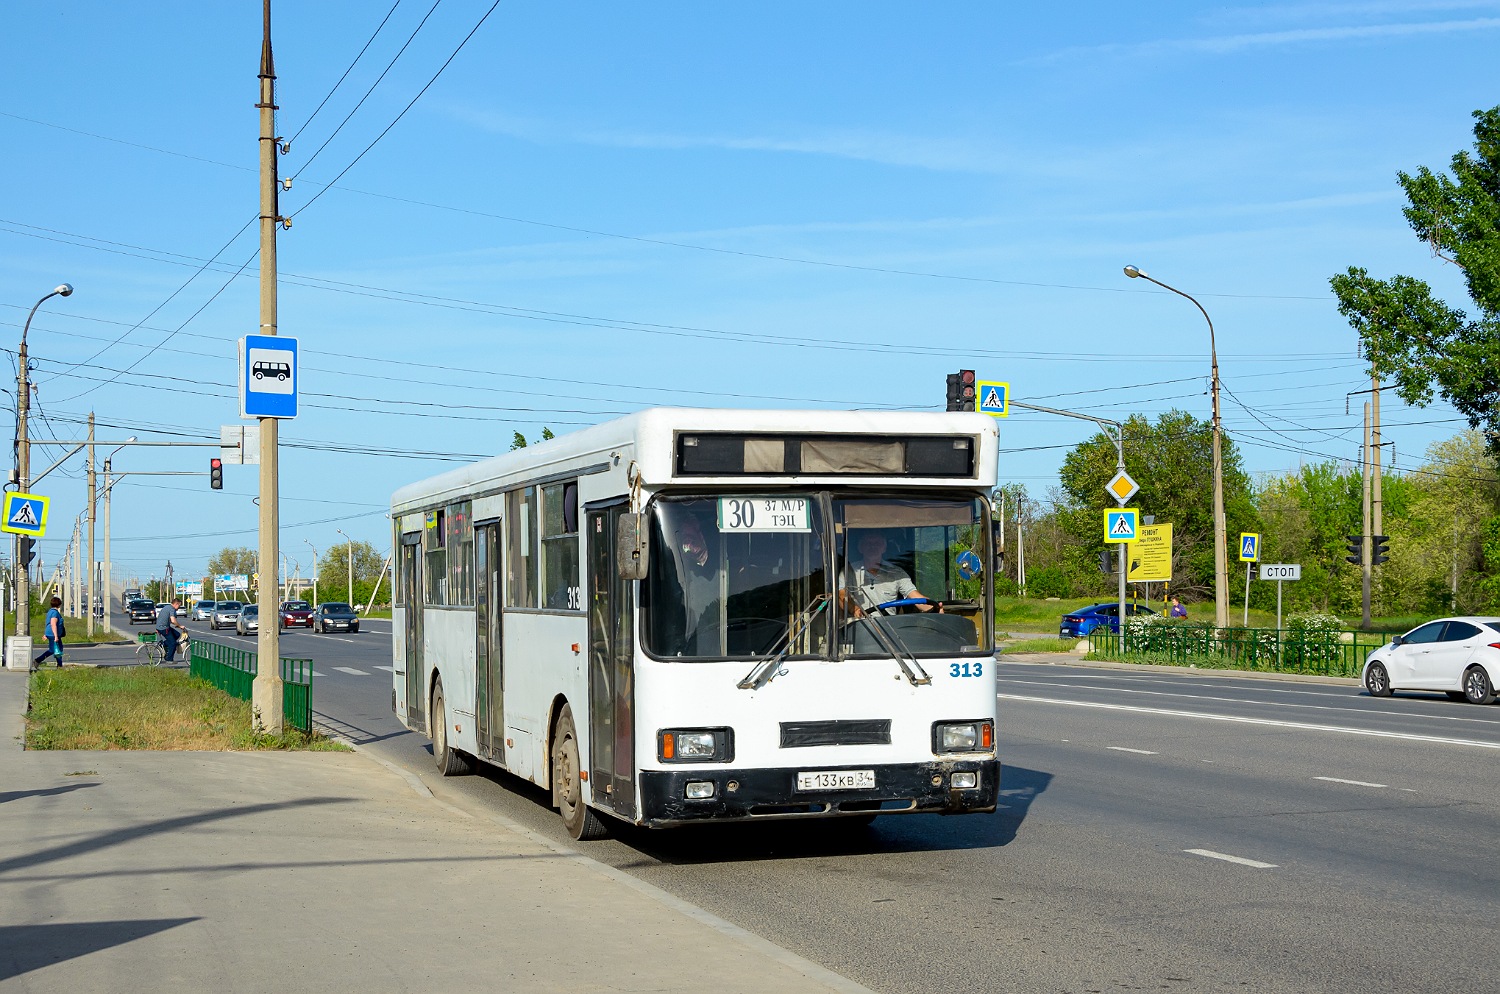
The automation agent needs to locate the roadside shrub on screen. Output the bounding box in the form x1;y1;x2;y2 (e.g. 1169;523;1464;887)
1025;566;1071;600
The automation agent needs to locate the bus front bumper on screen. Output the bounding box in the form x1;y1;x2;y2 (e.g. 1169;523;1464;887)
637;758;999;826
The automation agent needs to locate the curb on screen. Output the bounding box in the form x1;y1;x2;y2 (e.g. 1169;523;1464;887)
344;741;878;994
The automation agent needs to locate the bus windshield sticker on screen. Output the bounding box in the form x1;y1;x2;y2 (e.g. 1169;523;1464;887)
718;496;811;533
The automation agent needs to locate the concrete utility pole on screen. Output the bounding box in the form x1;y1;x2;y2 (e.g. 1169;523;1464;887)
305;539;318;606
1124;266;1228;628
337;528;354;608
1371;375;1383;619
86;413;96;638
14;283;74;642
1361;402;1373;630
252;0;285;734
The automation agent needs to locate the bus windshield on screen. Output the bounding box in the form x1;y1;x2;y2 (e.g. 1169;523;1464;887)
641;493;988;660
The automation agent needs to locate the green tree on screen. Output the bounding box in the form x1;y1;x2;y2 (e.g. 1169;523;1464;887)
509;427;556;451
1330;106;1500;447
316;540;387;607
206;546;258;597
1057;410;1257;601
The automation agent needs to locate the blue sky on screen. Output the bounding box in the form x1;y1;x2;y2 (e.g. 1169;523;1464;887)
2;1;1496;588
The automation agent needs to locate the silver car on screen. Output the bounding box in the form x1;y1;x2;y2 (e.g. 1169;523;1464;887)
210;601;242;630
235;603;260;637
192;599;215;621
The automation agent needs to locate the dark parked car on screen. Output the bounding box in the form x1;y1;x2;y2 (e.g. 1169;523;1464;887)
1059;602;1157;638
126;598;156;625
313;602;359;634
278;600;313;629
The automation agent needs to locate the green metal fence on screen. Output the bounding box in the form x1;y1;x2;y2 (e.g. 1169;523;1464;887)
188;638;313;732
1087;625;1400;678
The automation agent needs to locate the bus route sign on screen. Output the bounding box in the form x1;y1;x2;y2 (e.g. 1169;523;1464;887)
719;496;811;532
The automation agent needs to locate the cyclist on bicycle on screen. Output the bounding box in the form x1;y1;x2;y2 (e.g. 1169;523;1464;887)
155;598;188;662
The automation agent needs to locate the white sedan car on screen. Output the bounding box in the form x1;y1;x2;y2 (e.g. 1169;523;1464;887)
1362;617;1500;704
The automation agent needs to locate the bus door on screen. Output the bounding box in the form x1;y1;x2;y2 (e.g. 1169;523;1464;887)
401;532;425;733
474;521;504;762
587;502;636;816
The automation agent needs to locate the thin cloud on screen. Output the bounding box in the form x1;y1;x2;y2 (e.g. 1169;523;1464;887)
1027;15;1500;63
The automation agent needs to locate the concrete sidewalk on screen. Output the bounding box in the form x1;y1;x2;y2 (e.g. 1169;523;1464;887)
0;672;871;993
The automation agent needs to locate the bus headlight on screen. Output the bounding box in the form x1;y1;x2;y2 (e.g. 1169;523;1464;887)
933;720;994;754
658;727;733;763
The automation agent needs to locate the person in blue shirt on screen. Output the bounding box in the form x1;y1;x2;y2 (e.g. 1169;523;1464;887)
156;598;187;662
1169;596;1188;619
33;596;64;670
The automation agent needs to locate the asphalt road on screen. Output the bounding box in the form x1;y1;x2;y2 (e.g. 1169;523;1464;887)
155;610;1500;994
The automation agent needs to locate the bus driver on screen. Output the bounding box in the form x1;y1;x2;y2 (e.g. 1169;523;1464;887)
840;530;940;619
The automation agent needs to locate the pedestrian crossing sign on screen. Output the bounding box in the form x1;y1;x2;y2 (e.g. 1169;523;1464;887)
1104;508;1138;543
977;381;1009;417
1239;532;1260;562
1;492;49;538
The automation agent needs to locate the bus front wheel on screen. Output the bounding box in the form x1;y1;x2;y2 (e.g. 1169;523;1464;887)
553;704;608;841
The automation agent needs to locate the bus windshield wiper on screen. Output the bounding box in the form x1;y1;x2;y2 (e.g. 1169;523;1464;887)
738;594;830;691
855;613;932;687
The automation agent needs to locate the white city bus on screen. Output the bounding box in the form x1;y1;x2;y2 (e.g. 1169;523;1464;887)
390;408;1001;839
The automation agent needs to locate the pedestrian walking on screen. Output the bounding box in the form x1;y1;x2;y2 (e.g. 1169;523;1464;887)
33;596;65;670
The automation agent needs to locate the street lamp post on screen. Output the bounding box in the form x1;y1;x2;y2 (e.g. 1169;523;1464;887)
14;283;74;643
101;437;136;629
304;539;318;607
1124;265;1228;629
335;529;353;610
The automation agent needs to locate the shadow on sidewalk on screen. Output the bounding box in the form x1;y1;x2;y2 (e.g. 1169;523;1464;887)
0;797;353;877
0;783;100;805
0;919;199;981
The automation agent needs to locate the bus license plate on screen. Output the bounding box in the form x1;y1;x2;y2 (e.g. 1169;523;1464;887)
796;770;875;791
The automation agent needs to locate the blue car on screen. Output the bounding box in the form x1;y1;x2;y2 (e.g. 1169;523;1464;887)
1059;602;1158;638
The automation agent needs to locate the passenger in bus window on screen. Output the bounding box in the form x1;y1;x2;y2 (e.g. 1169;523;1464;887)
840;530;938;618
673;514;723;654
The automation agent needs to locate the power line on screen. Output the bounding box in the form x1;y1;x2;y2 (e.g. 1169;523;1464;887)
284;0;406;146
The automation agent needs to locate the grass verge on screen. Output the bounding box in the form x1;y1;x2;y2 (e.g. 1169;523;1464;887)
26;667;348;751
1003;637;1081;653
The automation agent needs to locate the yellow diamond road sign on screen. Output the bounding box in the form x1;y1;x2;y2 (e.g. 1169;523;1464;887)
1106;471;1139;504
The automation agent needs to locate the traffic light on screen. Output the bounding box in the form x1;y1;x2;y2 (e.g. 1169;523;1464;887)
17;537;34;567
1371;535;1390;565
1099;548;1114;574
210;458;223;490
1344;534;1364;566
945;369;976;412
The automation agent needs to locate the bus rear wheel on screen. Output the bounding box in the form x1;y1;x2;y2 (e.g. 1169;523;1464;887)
431;678;472;776
552;704;608;841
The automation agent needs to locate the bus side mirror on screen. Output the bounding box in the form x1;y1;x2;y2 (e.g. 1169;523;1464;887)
617;513;649;580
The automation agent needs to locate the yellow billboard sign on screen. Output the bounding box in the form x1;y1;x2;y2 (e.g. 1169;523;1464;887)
1127;522;1172;582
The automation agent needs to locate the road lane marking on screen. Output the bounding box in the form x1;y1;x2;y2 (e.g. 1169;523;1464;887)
332;666;368;676
312;670;327;678
999;693;1500;750
374;665;394;672
1184;849;1278;869
1315;776;1387;788
999;677;1500;726
1107;746;1157;755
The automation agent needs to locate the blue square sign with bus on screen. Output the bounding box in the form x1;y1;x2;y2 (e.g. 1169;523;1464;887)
240;334;298;419
2;492;50;538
